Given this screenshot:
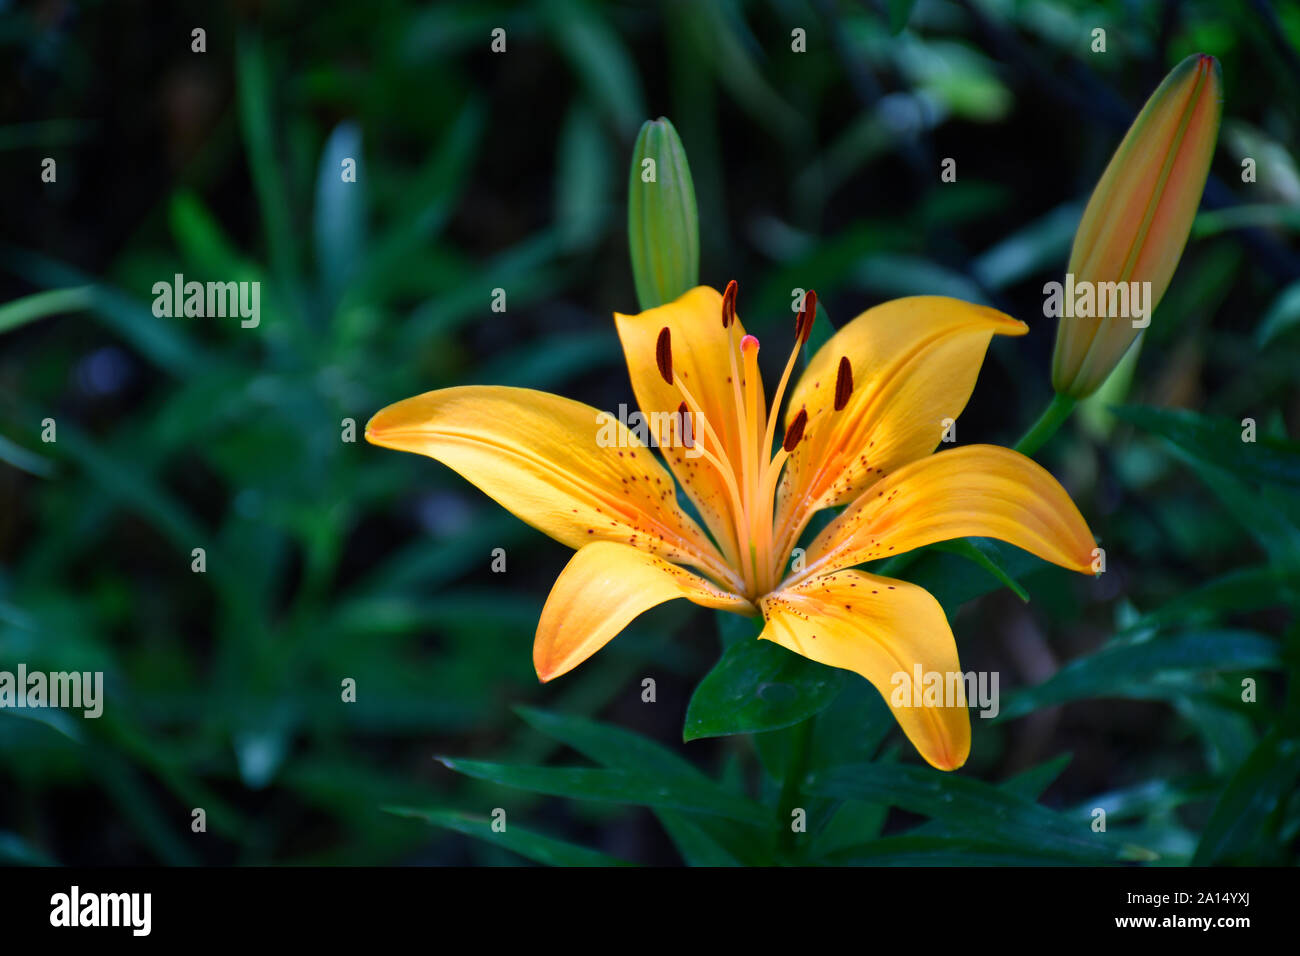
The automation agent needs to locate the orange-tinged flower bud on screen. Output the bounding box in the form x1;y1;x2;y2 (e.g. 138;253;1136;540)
1050;53;1222;399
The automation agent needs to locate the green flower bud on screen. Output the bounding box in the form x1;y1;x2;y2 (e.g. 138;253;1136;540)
627;117;699;311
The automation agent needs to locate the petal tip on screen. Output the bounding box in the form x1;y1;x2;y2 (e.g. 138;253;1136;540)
1072;537;1101;575
533;655;560;683
987;308;1029;337
906;714;969;771
929;751;968;772
364;405;408;448
922;733;970;772
1191;52;1219;79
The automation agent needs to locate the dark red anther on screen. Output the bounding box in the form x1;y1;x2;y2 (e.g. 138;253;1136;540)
834;355;853;411
782;407;808;452
721;280;738;329
656;327;673;384
676;401;694;448
795;290;817;344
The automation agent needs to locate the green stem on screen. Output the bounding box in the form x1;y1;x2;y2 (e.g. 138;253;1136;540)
1013;393;1077;457
777;715;815;860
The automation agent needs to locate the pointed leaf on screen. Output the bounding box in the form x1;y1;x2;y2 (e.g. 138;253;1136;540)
1112;405;1300;490
806;762;1123;863
685;637;845;741
388;807;634;866
438;758;768;826
998;630;1279;721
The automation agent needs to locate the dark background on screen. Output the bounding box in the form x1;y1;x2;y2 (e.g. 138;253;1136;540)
1;0;1297;865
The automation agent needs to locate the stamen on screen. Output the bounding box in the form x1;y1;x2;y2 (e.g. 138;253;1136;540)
655;327;673;384
723;284;750;541
676;401;694;449
782;407;808;451
669;365;752;585
834;355;853;411
740;334;764;473
748;289;817;594
753;404;807;590
794;290;817;345
648;315;747;574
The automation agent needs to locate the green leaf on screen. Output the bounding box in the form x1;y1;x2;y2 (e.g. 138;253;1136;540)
515;706;709;782
1255;277;1300;344
896;538;1048;616
1128;565;1300;633
1069;777;1212;824
438;758;769;826
1002;753;1074;800
0;831;57;866
716;607;760;649
169;191;257;279
1175;455;1300;567
810;800;890;858
675;1;805;142
356;101;486;303
543;0;645;138
854;253;987;303
1176;697;1258;774
388;806;634;866
1111;405;1300;490
236;33;301;298
806;762;1123;863
932;539;1030;602
0;433;54;478
887;0;919;33
353;511;529;597
53;425;209;552
1193;203;1300;238
909;755;1075;843
314;120;366;303
556;104;612;251
971;201;1082;290
684;635;846;741
998;630;1280;721
1193;732;1300;864
478;330;618;390
0;286;93;335
655;813;747;867
807;679;896;771
90;750;200;866
3;248;206;375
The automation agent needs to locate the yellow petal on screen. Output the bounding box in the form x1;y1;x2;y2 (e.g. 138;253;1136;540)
615;286;752;560
759;569;970;770
535;541;753;681
775;296;1026;551
1053;54;1222;398
366;385;735;585
805;444;1096;577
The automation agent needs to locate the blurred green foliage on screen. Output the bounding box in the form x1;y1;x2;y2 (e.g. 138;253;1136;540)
1;0;1298;865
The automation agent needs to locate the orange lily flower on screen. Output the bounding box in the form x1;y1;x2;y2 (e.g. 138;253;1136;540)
367;285;1097;770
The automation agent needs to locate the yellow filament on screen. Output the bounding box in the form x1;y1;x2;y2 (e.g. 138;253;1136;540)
671;373;754;591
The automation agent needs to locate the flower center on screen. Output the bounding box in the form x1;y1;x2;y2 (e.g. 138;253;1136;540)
655;282;853;600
